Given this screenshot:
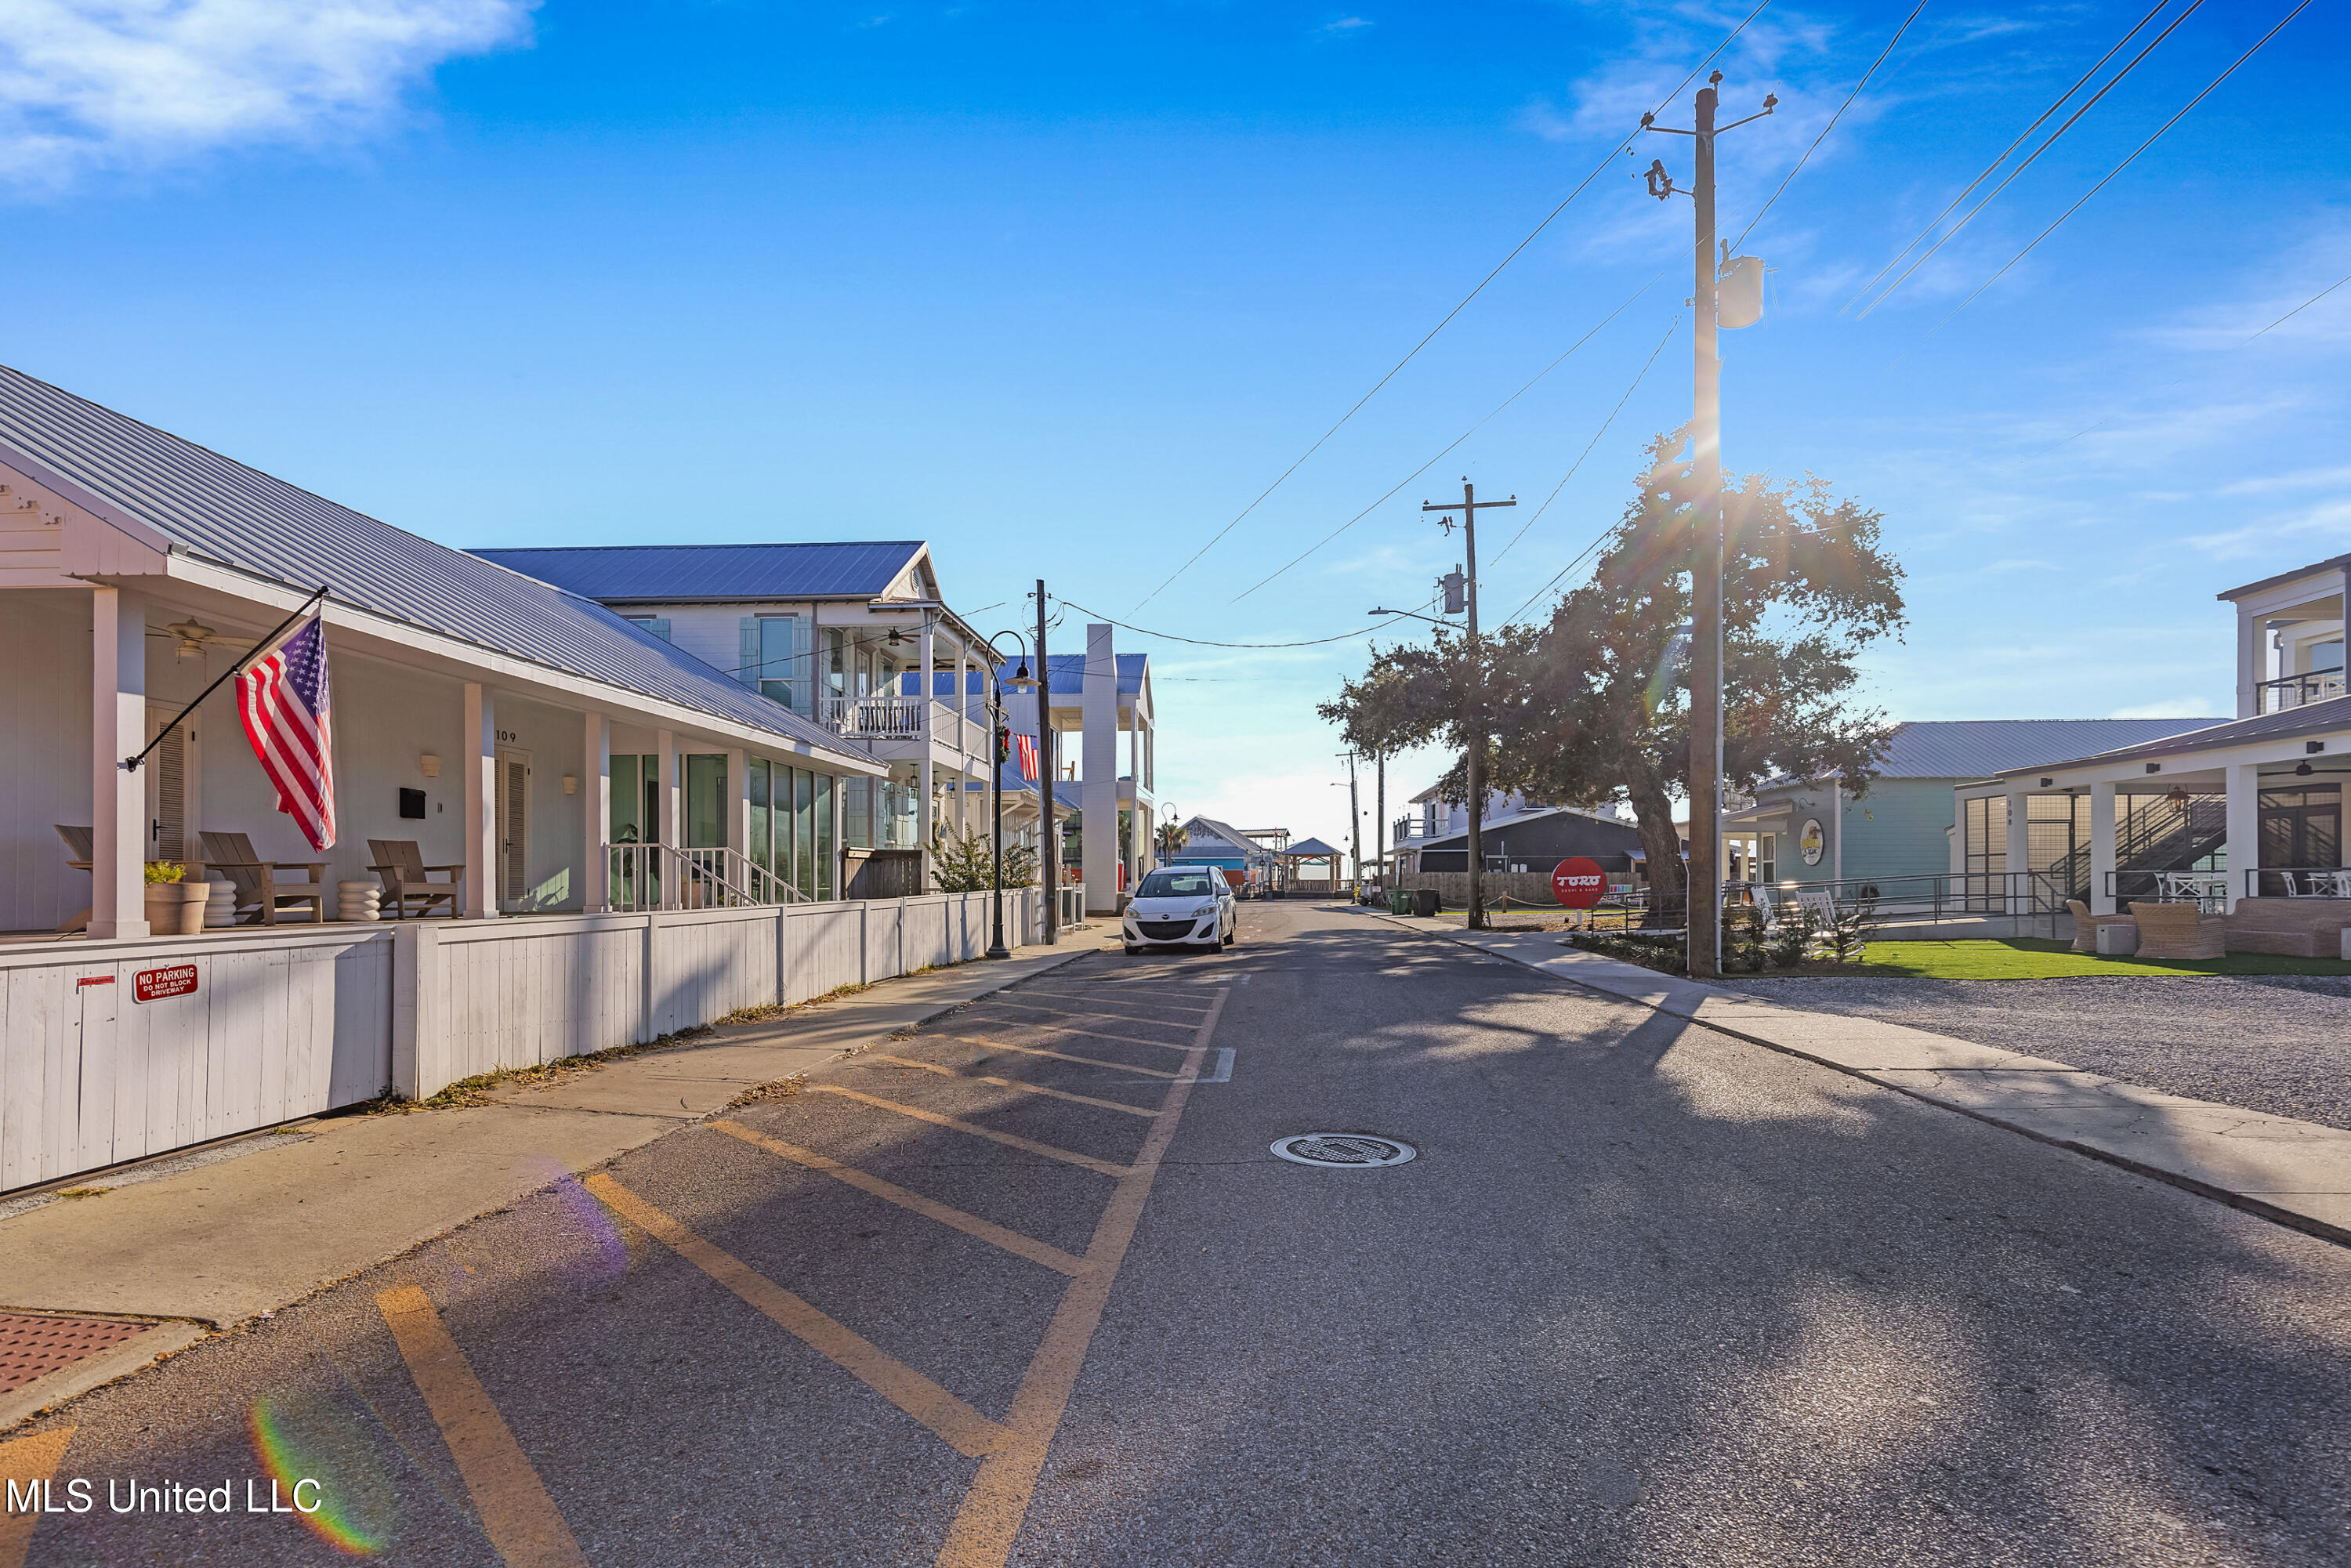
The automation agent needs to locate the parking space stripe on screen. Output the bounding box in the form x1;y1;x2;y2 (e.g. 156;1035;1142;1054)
965;1016;1199;1053
375;1287;589;1568
805;1086;1135;1178
1010;988;1212;1013
936;1036;1182;1080
705;1121;1091;1277
936;984;1231;1568
583;1175;1013;1458
0;1426;74;1568
861;1056;1157;1117
980;1000;1197;1034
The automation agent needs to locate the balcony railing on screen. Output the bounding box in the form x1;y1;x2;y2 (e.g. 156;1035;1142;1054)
824;695;930;738
2256;669;2346;713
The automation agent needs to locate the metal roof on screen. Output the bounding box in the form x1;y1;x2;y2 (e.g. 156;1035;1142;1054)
1988;696;2351;776
1284;836;1344;858
1181;814;1262;853
469;542;927;603
0;363;857;759
1005;653;1149;699
1762;719;2226;788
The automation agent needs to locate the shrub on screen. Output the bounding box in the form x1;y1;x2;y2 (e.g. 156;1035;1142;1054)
1823;892;1879;965
143;860;184;885
1766;903;1815;969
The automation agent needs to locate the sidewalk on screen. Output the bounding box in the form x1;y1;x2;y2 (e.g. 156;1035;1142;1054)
1360;909;2351;1248
0;938;1101;1425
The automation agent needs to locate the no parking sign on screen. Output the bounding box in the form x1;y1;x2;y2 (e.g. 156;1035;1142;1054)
1550;857;1607;910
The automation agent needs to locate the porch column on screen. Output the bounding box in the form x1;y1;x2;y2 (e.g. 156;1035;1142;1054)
918;613;936;886
2224;762;2259;911
2004;786;2030;915
1081;623;1117;914
656;727;679;911
89;586;149;938
583;711;609;913
726;745;750;873
2088;780;2117;915
2237;610;2264;719
462;683;495;918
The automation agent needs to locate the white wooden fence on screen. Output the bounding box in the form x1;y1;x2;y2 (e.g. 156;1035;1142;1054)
1;890;1040;1192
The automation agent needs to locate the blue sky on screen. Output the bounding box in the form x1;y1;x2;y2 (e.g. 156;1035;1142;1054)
6;0;2348;854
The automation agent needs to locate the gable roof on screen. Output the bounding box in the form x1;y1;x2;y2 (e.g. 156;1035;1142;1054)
0;363;857;759
469;542;929;603
1988;695;2351;776
1180;814;1259;851
1762;719;2226;788
1007;652;1149;700
1284;836;1344;858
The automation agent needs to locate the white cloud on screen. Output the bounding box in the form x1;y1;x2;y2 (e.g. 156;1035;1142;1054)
0;0;536;187
2110;697;2216;719
1316;16;1371;37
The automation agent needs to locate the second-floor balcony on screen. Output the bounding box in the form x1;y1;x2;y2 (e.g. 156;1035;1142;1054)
2258;669;2347;714
1392;816;1436;842
824;694;947;741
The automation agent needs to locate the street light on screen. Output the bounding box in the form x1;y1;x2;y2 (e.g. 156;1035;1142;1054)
985;634;1038;960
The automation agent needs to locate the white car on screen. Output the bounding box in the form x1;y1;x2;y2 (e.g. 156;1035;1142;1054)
1123;867;1237;954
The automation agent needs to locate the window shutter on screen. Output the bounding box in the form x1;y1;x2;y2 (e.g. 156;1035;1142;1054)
740;618;760;689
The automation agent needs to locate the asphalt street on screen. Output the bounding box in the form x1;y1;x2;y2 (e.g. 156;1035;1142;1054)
7;900;2349;1566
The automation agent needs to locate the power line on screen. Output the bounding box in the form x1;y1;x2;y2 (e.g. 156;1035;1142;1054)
1129;0;1775;612
1858;0;2205;318
2249;264;2351;341
1842;0;2175;315
1933;0;2313;330
1491;313;1681;568
1730;0;1930;255
1052;597;1433;650
1225;276;1667;604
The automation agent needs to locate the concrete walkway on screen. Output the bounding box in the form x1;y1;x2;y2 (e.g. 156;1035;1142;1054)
1361;908;2351;1248
0;937;1101;1425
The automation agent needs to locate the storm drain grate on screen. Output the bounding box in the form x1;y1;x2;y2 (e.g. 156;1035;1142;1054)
1270;1134;1417;1169
0;1312;152;1395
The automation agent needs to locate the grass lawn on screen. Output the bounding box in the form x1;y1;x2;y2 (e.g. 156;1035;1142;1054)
1843;939;2351;981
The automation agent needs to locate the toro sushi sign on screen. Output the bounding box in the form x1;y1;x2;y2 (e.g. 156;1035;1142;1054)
132;963;199;1003
1549;857;1608;910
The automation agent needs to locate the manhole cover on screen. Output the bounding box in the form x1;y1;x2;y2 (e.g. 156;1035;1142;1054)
1270;1133;1417;1169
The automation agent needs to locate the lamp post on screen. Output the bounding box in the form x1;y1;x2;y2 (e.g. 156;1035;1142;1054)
985;632;1038;959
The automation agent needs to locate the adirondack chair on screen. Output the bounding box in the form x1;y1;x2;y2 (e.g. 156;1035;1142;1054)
368;839;463;919
53;824;92;933
200;831;328;925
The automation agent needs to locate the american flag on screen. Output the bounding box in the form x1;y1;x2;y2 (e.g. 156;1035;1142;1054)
237;613;337;850
1014;732;1039;782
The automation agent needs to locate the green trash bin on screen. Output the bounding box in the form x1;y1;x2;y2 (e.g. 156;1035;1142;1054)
1388;888;1412;915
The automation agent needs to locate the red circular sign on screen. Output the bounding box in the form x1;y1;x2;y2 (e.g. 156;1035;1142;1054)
1550;857;1608;909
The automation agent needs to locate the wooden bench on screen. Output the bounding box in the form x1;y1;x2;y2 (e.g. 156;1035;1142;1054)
2223;896;2351;958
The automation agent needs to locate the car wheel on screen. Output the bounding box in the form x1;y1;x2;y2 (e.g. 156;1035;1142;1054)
1124;944;1143;955
1223;927;1235;947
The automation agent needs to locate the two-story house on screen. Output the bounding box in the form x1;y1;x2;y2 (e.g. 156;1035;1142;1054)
471;542;1012;898
1953;552;2349;914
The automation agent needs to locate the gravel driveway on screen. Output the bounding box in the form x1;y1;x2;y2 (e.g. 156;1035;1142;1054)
1718;974;2351;1132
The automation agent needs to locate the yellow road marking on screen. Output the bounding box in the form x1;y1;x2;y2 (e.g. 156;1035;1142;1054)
805;1086;1134;1178
1011;987;1213;1013
583;1173;1012;1458
981;999;1197;1034
936;985;1231;1568
705;1120;1090;1277
965;1015;1198;1053
375;1287;588;1568
936;1035;1181;1080
863;1055;1157;1117
0;1427;74;1568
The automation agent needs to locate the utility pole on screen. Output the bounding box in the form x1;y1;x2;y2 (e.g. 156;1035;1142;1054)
1340;751;1363;900
1034;581;1056;945
1374;750;1386;900
1424;480;1512;931
1643;72;1773;979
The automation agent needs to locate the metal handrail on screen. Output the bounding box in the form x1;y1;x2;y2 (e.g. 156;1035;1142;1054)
2241;866;2351;900
2255;670;2347;714
605;842;812;912
823;695;931;739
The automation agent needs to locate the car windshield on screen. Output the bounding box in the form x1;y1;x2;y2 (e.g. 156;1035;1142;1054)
1136;871;1221;898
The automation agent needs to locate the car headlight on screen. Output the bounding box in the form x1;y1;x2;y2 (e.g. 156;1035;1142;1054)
1193;903;1217;918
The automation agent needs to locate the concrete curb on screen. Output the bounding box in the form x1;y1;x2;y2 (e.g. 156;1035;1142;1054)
1357;907;2351;1249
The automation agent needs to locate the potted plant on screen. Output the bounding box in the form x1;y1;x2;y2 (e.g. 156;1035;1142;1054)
143;861;208;936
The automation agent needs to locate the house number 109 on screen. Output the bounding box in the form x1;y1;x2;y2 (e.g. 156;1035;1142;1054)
497;730;517;743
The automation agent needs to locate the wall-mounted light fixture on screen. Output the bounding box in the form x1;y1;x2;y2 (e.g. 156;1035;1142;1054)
2309;741;2327;755
562;775;578;795
419;754;442;778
